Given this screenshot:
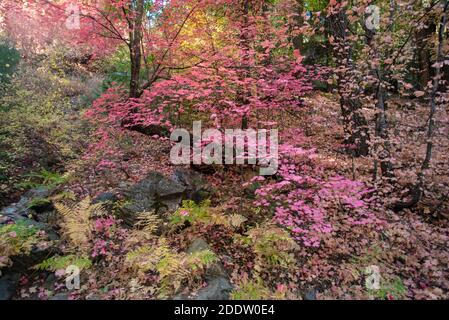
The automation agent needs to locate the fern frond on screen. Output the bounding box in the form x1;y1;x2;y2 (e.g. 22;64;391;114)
125;238;218;297
89;202;108;218
54;202;73;217
246;224;298;270
229;214;247;228
35;254;92;271
54;196;95;253
135;211;161;234
77;196;92;215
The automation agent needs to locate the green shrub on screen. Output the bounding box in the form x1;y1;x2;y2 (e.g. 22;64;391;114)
0;40;20;84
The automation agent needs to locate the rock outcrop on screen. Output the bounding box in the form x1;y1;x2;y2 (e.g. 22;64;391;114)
174;238;233;300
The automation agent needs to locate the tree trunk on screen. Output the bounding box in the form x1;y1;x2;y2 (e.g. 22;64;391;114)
239;0;251;130
292;0;304;50
414;18;436;89
129;0;145;99
329;10;370;157
365;26;394;179
394;0;448;210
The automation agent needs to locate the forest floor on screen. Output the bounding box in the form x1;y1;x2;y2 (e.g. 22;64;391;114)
2;90;448;300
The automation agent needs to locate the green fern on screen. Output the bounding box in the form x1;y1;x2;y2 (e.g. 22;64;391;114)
0;220;42;268
242;224;297;272
369;277;407;300
191;249;219;266
231;277;270;300
16;169;69;190
170;200;247;229
170;200;211;226
35;254;92;271
125;238;219;297
27;197;52;209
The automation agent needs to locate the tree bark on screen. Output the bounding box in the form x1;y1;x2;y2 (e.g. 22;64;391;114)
129;0;145;99
414;17;436;89
239;0;251;130
394;0;448;210
329;10;370;157
365;25;395;179
292;0;304;50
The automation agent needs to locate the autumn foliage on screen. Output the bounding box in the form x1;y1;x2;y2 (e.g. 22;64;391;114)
0;0;449;301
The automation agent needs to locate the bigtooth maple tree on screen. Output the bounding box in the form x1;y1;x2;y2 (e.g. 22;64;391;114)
86;0;315;134
1;0;316;133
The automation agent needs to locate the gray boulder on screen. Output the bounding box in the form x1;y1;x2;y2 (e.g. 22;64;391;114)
172;169;211;203
187;238;233;300
50;292;71;300
196;278;233;300
303;288;317;300
92;192;117;204
186;238;210;254
1;187;51;220
0;190;59;300
92;192;118;212
119;171;186;225
0;273;20;300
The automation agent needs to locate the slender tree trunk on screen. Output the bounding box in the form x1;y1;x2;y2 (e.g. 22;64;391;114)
129;0;145;99
122;0;168;136
329;10;370;157
292;0;304;50
394;0;448;210
365;26;394;179
415;17;436;89
239;0;251;130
